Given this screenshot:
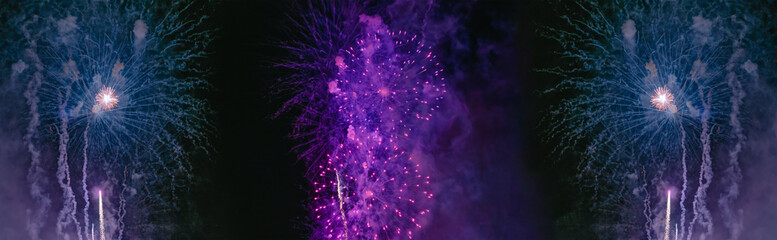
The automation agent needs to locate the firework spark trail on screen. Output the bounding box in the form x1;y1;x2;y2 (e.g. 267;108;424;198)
719;65;744;239
17;15;52;239
118;168;128;240
335;171;349;240
22;46;49;240
82;124;91;240
688;88;713;240
55;72;84;240
718;17;752;240
54;13;87;240
665;190;671;240
687;30;717;236
99;190;104;240
642;169;653;240
679;127;688;239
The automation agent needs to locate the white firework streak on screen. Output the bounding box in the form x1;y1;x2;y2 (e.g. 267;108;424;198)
665;190;671;240
679;127;688;239
81;124;91;240
99;190;105;240
717;16;753;240
55;65;84;240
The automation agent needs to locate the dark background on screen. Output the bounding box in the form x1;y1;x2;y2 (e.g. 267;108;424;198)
201;0;309;238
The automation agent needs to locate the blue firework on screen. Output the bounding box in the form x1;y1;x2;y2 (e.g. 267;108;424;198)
10;0;213;238
542;0;762;238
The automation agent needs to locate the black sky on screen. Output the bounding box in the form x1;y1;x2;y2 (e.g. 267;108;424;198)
201;1;308;238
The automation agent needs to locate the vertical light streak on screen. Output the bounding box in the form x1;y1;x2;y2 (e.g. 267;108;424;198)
689;89;714;240
680;128;688;239
23;49;48;240
720;39;748;239
118;170;128;240
56;84;83;240
665;190;671;240
82;124;91;240
99;190;105;240
642;169;653;239
336;170;348;240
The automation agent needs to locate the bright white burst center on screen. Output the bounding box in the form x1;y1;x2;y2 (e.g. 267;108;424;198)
650;87;674;111
96;87;119;111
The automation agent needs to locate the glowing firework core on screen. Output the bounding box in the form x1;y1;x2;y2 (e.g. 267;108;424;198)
96;87;119;111
650;87;674;111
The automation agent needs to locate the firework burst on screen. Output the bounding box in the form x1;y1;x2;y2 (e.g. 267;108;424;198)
8;0;214;238
276;1;445;239
95;86;118;112
541;0;763;238
651;87;675;112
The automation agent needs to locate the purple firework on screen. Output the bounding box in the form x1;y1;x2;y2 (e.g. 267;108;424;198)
277;4;446;239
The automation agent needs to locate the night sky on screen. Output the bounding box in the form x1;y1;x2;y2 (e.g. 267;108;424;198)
2;0;777;239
